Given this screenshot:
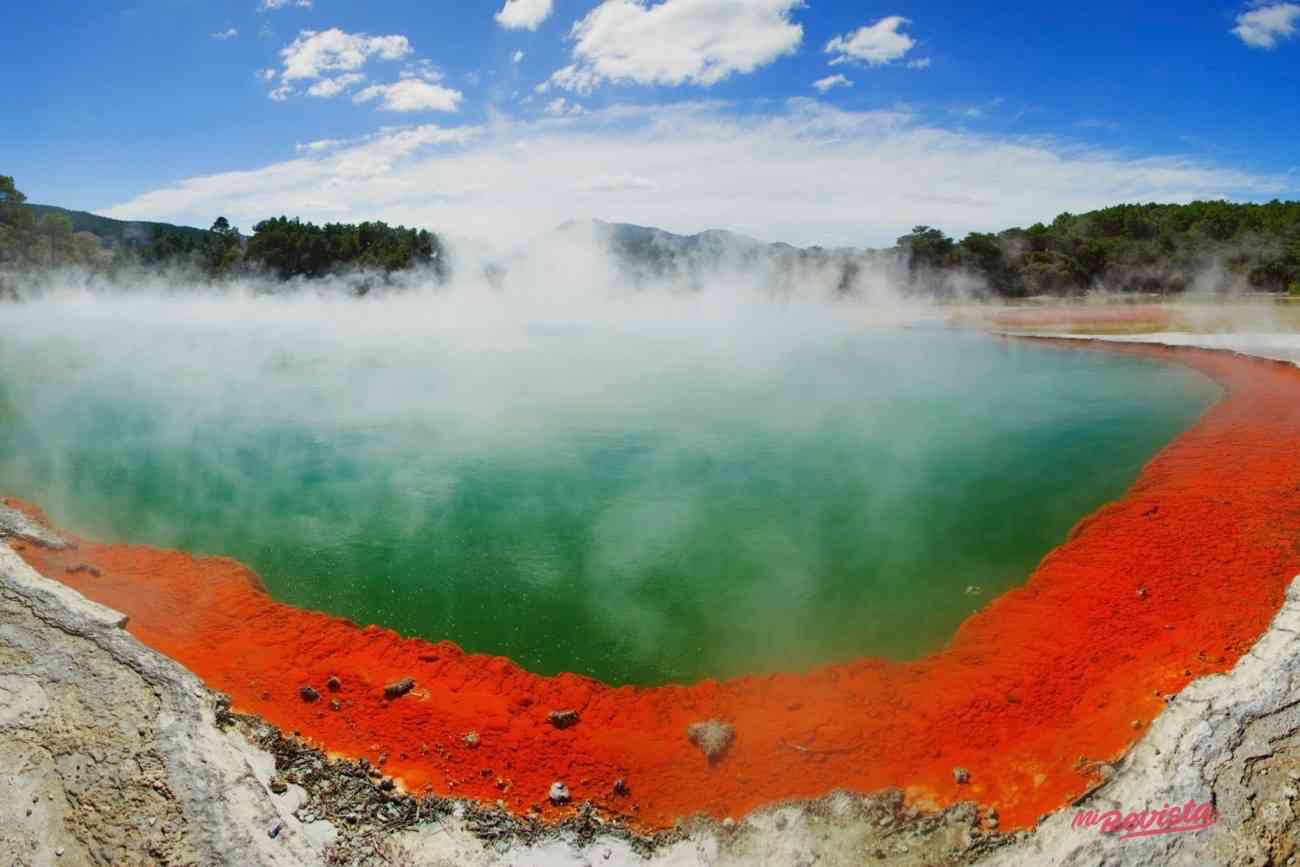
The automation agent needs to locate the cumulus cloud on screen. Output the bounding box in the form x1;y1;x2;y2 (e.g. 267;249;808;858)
307;73;366;98
906;57;931;69
354;78;463;113
547;0;803;94
266;28;460;110
812;73;851;93
513;50;526;63
495;0;554;31
280;29;411;81
102;101;1292;249
826;16;917;66
212;27;239;40
544;96;585;116
260;0;312;9
1232;3;1300;48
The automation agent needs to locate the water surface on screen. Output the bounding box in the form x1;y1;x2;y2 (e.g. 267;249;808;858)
0;297;1219;684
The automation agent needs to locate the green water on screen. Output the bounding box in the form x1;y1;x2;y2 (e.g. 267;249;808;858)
0;302;1219;685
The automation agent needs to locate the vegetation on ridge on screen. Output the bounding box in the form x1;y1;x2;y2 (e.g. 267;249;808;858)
0;175;445;288
4;171;1300;297
897;200;1300;297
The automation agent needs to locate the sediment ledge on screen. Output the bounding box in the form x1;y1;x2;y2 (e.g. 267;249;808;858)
0;528;1009;866
978;331;1300;866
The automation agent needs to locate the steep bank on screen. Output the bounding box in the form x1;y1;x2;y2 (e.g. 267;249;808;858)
7;338;1300;835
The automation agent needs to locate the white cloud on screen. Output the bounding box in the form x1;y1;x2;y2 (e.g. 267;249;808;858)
826;16;916;67
354;79;463;113
544;97;585;116
279;29;411;81
267;29;438;107
583;172;657;192
296;139;346;153
495;0;554;31
260;0;312;10
1232;3;1300;48
258;68;278;82
513;50;526;64
103;101;1293;249
906;57;931;69
548;0;803;94
212;28;239;40
812;74;851;93
307;73;366;98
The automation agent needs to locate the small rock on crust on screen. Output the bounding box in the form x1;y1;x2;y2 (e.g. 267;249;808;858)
329;699;342;712
548;709;581;729
687;719;735;764
463;730;480;748
612;777;630;796
65;563;102;578
270;775;288;795
327;676;342;692
549;781;571;805
299;686;320;703
952;767;971;785
383;678;415;699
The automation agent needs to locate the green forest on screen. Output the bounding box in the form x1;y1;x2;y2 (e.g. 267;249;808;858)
4;171;1300;297
0;175;445;285
895;200;1300;297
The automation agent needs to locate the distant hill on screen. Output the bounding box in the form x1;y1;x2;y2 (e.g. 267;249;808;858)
543;218;893;298
20;203;210;248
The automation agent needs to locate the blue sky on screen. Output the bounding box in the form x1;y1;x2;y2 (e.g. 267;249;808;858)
3;0;1298;246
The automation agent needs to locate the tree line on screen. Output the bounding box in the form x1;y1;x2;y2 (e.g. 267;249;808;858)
6;170;1300;296
896;200;1300;297
1;174;445;284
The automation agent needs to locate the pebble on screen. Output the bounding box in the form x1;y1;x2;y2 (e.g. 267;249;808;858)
549;782;571;805
383;678;415;699
327;676;341;692
952;767;971;785
612;778;629;796
548;709;581;729
298;686;320;703
463;730;480;748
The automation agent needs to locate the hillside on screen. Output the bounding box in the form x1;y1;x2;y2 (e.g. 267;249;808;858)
20;203;209;248
560;200;1300;298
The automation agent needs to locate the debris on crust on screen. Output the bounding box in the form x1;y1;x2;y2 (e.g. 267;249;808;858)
548;709;581;730
383;677;415;699
687;719;735;764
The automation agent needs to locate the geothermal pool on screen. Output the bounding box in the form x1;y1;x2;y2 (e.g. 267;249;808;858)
0;296;1218;685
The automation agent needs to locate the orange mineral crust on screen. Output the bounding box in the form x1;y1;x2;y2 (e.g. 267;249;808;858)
10;340;1300;833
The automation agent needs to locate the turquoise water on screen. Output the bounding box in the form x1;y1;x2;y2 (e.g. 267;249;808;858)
0;300;1219;685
